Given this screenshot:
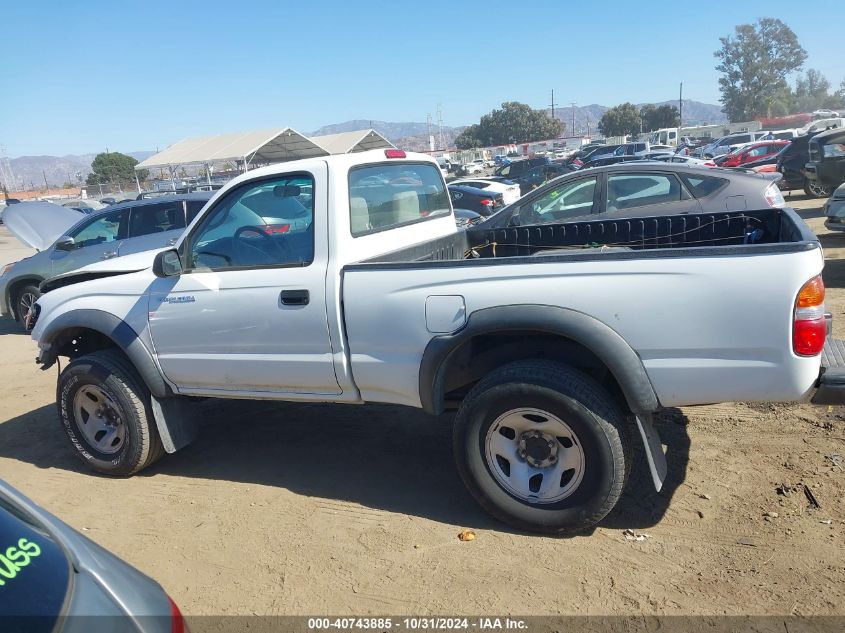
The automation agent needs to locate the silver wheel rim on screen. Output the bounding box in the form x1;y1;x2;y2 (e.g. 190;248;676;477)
72;385;126;455
484;407;585;504
19;292;37;329
808;182;830;197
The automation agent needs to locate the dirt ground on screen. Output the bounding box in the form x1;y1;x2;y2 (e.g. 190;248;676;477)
0;196;844;617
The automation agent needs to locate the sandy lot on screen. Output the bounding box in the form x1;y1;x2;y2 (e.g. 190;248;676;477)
0;197;843;616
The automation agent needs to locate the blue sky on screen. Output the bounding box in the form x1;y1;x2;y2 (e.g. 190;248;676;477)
2;0;843;156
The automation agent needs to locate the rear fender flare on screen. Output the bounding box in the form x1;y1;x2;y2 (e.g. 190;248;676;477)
419;304;660;416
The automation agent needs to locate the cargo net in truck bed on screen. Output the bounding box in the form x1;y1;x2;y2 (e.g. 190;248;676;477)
465;209;783;258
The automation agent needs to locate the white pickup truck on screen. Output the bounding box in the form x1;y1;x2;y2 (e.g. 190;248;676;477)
30;149;845;534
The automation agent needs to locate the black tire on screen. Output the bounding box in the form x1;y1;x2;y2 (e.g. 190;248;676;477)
804;179;833;199
57;349;164;476
14;284;40;331
453;360;631;535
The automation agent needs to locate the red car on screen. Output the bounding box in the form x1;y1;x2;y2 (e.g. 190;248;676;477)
718;140;790;168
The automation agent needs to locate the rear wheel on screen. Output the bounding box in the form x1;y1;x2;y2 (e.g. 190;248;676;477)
453;360;631;534
57;349;164;476
15;284;40;331
804;179;833;198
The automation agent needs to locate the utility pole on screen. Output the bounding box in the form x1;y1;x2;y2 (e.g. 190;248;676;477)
549;89;556;122
42;170;49;192
436;103;444;151
679;82;683;137
570;103;577;136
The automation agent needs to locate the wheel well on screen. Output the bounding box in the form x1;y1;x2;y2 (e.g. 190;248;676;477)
8;277;43;321
53;327;119;360
438;332;627;412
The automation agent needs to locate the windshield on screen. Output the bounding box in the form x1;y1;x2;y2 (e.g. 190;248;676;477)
0;497;71;630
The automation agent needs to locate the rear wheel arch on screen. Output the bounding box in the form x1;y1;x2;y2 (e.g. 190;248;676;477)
38;309;173;399
419;305;659;416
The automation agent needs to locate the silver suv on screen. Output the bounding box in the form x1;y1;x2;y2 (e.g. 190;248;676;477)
0;192;212;329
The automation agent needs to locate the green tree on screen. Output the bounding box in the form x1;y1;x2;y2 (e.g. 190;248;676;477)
640;104;680;132
793;69;841;112
454;102;563;149
86;152;149;188
598;103;642;137
715;18;807;121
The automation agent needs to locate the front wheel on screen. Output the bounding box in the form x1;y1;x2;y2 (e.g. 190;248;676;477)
57;349;164;476
453;360;631;534
804;179;833;198
15;284;40;331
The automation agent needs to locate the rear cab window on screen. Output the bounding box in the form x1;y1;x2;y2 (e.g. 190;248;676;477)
348;162;451;237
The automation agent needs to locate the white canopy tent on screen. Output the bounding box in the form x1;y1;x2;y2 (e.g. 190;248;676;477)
135;128;394;173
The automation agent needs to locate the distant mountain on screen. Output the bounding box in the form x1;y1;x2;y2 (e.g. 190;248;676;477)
552;100;726;135
6;151;153;190
6;101;728;189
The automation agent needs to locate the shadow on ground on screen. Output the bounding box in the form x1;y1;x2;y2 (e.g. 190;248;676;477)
0;398;690;535
0;317;27;336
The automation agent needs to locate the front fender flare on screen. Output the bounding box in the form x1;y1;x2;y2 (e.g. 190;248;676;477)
36;308;173;399
419;304;660;416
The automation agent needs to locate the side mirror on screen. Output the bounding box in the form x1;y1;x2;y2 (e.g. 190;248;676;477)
152;249;183;278
55;236;75;251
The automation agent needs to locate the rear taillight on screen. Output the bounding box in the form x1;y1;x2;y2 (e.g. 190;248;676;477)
793;275;826;356
704;161;715;167
764;182;785;208
168;596;187;633
479;199;493;207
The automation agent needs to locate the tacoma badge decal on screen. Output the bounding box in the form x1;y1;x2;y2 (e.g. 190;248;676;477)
161;296;196;304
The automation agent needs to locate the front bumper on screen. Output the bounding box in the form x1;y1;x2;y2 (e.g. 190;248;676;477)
812;338;845;404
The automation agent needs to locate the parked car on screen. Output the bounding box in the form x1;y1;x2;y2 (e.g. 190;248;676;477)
478;162;785;228
493;157;557;194
813;109;841;119
823;182;845;232
776;133;833;198
26;148;844;537
800;118;844;135
697;132;767;158
461;162;483;175
0;479;185;629
716;140;790;168
650;154;716;167
806;127;845;189
452;177;521;205
448;184;504;216
99;197;118;205
0;193;213;330
454;208;484;229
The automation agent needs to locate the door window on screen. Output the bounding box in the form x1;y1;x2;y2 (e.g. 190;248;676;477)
128;202;186;238
606;173;682;211
187;175;315;270
522;176;597;223
69;210;128;249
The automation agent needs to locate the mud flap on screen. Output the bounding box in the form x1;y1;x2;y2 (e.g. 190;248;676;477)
150;395;199;454
635;413;667;491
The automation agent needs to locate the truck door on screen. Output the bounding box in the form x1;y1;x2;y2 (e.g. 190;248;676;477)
148;164;341;396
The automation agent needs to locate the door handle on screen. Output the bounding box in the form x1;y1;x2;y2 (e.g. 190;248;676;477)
101;251;118;260
280;289;309;306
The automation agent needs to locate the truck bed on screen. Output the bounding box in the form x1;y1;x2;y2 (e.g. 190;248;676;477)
343;206;824;410
355;207;818;266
